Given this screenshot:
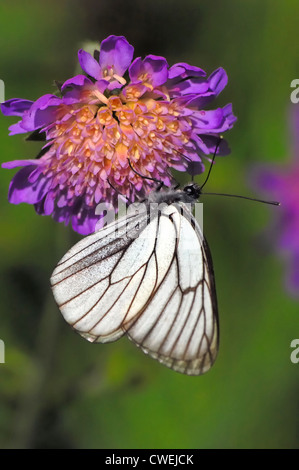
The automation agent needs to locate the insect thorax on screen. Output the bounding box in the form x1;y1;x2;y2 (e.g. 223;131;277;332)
147;184;201;206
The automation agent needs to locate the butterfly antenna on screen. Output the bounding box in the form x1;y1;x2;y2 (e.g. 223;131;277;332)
128;159;162;184
202;192;280;206
200;136;223;191
196;138;280;206
107;178;130;202
127;158;165;191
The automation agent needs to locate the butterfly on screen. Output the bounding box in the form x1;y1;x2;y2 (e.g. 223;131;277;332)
50;182;219;376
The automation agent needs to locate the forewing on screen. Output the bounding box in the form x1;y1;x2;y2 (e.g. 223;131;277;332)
126;204;219;375
50;210;177;343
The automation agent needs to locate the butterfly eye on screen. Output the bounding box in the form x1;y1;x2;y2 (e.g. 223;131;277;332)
184;185;194;195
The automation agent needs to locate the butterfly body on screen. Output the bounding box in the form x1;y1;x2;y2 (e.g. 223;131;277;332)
51;184;219;375
146;183;202;205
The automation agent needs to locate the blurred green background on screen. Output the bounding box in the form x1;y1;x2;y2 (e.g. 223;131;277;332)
0;0;298;449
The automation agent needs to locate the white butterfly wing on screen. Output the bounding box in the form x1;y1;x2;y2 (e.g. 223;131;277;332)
50;209;177;343
51;203;218;375
126;204;219;375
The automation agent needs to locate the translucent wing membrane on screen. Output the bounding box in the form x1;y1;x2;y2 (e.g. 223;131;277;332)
51;200;219;375
127;210;218;375
51;211;152;342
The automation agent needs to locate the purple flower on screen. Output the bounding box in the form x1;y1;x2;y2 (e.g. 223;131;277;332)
2;35;236;235
252;107;299;298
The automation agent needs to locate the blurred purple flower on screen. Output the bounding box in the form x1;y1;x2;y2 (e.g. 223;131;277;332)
1;35;236;235
252;107;299;297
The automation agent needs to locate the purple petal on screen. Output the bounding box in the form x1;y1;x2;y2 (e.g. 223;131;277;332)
95;79;110;93
51;204;71;224
129;55;168;87
192;108;224;130
168;78;209;97
21;94;61;131
78;50;102;81
61;79;110;103
170;161;188;171
168;62;206;80
61;94;82;105
61;74;93;91
99;35;134;77
182;68;228;108
222;103;237;127
2;159;42;169
71;205;99;235
8;166;51;204
32;94;61;111
1;98;33;116
182;92;218;108
107;80;124;91
208;67;228;96
129;57;142;81
44;192;55;215
191;105;237;133
28;167;43;183
34;191;55;216
8;121;28;135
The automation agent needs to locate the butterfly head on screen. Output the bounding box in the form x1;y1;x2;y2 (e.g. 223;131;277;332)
182;183;202;201
147;182;202;205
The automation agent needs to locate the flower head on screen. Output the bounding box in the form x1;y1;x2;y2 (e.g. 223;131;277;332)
252;107;299;298
2;35;236;234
